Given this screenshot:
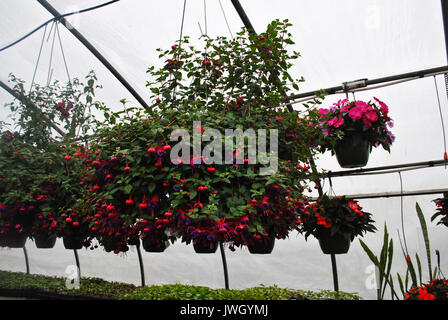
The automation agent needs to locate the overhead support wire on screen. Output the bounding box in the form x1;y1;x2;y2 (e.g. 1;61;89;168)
36;0;150;111
0;0;120;52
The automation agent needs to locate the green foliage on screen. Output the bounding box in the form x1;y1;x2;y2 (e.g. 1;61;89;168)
0;271;360;300
359;201;442;300
120;284;360;300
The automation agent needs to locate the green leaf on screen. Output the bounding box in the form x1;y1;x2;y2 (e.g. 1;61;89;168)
189;190;197;200
124;184;132;195
148;183;156;194
415;202;432;280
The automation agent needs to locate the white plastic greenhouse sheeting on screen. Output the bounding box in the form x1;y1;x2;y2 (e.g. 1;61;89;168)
1;0;448;300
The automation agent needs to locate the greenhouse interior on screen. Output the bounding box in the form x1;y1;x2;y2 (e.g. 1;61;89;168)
0;0;447;303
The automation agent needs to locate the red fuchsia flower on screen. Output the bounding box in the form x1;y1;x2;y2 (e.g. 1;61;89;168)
64;155;71;161
207;167;216;173
124;166;131;172
66;217;72;223
163;144;172;151
147;146;156;154
73;221;80;227
93;185;100;191
125;199;134;206
139;202;148;210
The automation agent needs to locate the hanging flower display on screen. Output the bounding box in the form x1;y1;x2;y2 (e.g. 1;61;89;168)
80;20;320;254
298;195;376;254
317;98;395;168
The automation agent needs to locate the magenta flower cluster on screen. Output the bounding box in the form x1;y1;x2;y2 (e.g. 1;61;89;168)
318;97;395;151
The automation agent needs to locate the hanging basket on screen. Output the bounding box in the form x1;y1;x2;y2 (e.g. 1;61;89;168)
63;236;83;250
334;130;371;168
142;239;168;252
318;230;351;255
128;237;140;246
248;236;275;254
34;234;57;249
0;234;6;247
193;240;217;254
5;232;27;248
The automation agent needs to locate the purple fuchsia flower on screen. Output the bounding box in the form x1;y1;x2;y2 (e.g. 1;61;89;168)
386;129;396;144
157;149;167;158
207;234;218;242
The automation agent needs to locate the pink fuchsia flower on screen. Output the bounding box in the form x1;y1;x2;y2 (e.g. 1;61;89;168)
334;118;345;128
348;107;363;120
318;108;330;115
374;97;389;115
327;117;338;126
322;129;333;136
364;111;378;123
355;100;370;112
333;98;349;108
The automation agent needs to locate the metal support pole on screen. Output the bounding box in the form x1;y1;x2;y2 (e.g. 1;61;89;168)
36;0;150;111
136;243;146;287
330;254;339;292
73;249;81;279
23;246;30;274
441;0;448;62
219;242;229;289
230;0;255;34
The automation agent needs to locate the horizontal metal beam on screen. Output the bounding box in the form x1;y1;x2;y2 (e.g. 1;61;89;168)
326;159;447;178
290;65;448;101
311;188;448;201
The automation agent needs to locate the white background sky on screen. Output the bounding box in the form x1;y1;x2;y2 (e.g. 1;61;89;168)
1;0;448;300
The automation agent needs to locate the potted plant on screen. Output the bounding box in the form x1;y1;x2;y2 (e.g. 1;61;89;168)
79;20;319;256
0;72;102;250
432;192;448;227
298;195;376;254
32;211;58;249
317;98;395;168
405;279;448;300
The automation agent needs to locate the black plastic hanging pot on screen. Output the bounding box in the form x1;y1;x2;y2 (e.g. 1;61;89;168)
334;130;371;168
63;235;83;250
5;232;27;248
127;237;140;246
35;234;57;249
248;235;275;254
318;230;351;255
193;240;217;254
142;239;167;252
